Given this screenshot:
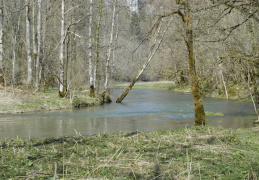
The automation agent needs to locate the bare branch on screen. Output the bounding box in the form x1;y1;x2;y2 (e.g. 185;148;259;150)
196;10;258;43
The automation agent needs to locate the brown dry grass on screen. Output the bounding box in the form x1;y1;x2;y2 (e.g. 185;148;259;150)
0;86;27;113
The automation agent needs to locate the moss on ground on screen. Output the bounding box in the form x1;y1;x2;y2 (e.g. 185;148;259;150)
0;126;258;179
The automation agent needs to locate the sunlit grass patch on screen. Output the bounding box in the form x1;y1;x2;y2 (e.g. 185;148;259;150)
205;111;224;116
0;126;258;179
0;87;103;114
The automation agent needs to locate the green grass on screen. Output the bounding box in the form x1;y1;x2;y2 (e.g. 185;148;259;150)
0;88;103;114
114;81;255;103
205;111;224;116
0;126;258;179
114;81;191;92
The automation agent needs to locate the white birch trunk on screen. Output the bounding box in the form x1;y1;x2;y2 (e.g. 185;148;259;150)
32;1;37;58
12;30;16;86
111;13;119;83
41;0;48;90
89;0;94;96
35;0;42;89
246;67;259;122
104;0;117;92
26;0;33;86
11;15;21;87
59;0;65;96
217;50;229;99
0;0;4;85
219;63;228;99
94;0;103;93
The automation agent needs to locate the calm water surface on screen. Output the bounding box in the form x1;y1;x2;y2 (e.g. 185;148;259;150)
0;89;257;139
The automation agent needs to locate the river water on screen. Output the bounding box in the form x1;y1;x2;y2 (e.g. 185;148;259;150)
0;89;257;139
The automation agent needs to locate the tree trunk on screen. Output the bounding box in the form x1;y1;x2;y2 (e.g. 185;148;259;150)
247;68;259;123
104;0;117;94
41;0;49;93
35;0;42;90
111;12;119;85
65;35;69;93
249;10;259;104
218;57;228;99
11;14;21;87
0;0;4;85
59;0;66;97
12;30;17;87
184;1;205;125
116;17;173;103
89;0;94;97
94;0;103;94
26;0;33;87
254;68;259;104
32;1;37;61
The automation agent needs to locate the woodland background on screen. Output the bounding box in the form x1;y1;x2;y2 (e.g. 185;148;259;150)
0;0;258;102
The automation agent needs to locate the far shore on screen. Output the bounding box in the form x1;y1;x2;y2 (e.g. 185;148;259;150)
1;80;257;114
0;81;180;115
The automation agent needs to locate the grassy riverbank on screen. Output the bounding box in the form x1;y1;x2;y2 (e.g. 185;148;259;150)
114;81;191;93
0;86;102;114
114;81;255;103
1;81;255;114
0;126;258;179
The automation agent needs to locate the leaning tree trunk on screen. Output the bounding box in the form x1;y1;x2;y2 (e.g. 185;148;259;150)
0;0;4;85
116;17;173;103
26;0;33;87
59;0;66;97
184;1;205;125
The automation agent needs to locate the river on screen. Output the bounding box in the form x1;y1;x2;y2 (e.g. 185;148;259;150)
0;89;257;139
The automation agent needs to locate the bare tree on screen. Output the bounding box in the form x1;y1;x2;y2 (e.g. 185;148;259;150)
178;0;206;125
89;0;94;97
0;0;3;85
94;0;103;94
35;0;42;90
104;0;117;96
12;14;22;87
59;0;66;97
26;0;33;87
32;1;37;62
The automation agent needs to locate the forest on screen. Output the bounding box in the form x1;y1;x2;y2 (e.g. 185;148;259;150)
0;0;258;123
0;0;259;179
